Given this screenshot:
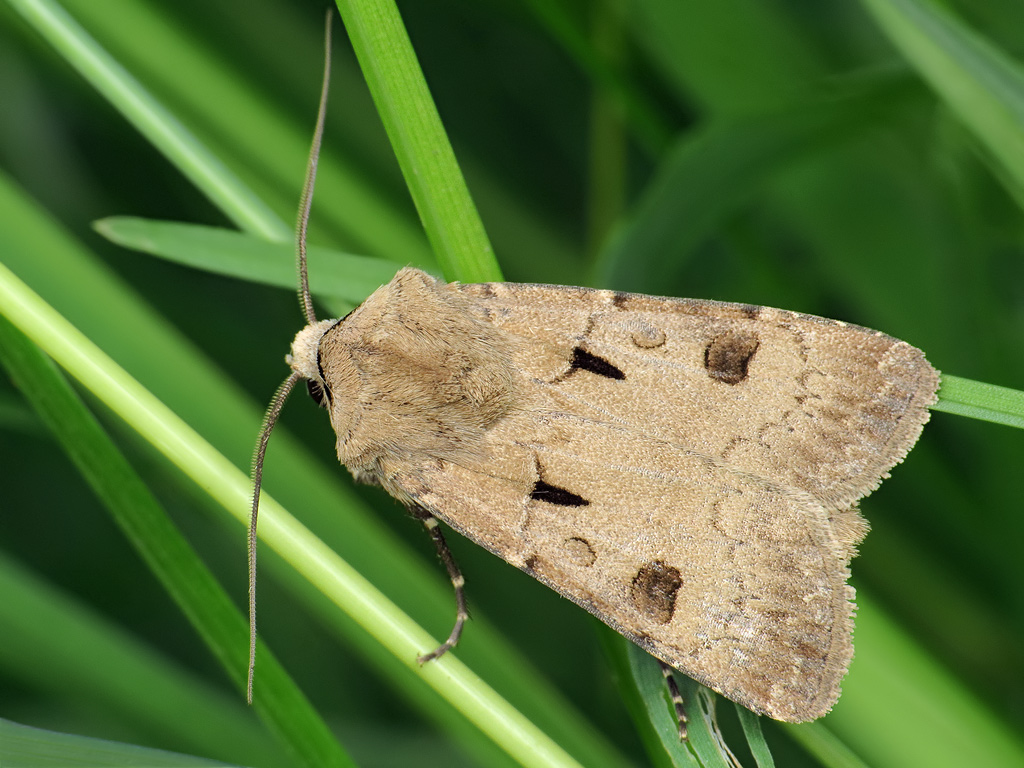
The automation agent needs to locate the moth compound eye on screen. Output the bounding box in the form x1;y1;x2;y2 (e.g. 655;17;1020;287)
306;378;330;407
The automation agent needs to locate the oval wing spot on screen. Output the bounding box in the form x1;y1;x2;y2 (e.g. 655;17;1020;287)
563;536;596;567
705;332;760;384
570;347;625;380
530;479;590;507
631;561;682;624
630;322;667;349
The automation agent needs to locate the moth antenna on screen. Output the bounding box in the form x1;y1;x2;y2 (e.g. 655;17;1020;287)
296;9;334;326
248;8;334;705
248;371;301;704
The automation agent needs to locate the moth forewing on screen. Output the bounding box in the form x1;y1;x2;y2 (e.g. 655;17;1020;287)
294;268;937;722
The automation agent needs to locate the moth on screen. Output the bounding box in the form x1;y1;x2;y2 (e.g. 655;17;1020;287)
247;13;940;728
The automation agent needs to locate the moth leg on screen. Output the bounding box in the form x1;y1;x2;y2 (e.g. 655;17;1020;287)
411;506;469;663
659;660;689;740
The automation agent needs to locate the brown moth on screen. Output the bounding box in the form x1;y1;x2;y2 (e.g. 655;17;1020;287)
284;268;938;723
247;11;940;728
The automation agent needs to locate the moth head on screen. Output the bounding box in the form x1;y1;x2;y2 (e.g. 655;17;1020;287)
286;318;337;402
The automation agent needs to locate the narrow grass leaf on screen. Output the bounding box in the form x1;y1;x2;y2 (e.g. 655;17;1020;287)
332;0;500;282
625;643;736;768
0;717;242;768
932;374;1024;429
734;707;773;768
94;217;406;308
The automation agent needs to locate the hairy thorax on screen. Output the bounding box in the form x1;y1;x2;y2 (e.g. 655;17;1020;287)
288;268;522;475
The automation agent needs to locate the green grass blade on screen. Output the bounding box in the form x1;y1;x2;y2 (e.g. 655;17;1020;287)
624;643;732;768
332;0;500;282
5;0;289;241
0;717;243;768
94;216;405;312
735;708;774;768
932;374;1024;429
860;0;1024;207
597;627;675;768
0;316;354;768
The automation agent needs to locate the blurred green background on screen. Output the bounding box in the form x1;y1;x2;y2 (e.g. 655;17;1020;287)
0;0;1022;766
